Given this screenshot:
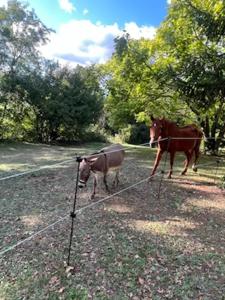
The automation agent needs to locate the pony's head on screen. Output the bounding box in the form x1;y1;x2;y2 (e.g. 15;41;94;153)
149;116;164;147
78;158;91;188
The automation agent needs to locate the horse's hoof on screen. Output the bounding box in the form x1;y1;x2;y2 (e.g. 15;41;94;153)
192;167;198;172
180;172;186;176
167;175;172;179
91;194;95;199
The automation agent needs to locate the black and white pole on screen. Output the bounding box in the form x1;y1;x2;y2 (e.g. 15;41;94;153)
67;156;82;266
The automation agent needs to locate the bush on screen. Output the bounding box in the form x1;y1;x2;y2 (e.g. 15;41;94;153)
117;123;149;144
81;124;108;143
219;175;225;189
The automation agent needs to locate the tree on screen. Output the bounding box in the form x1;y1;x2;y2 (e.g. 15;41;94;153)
152;0;225;153
103;33;192;139
22;62;104;142
0;0;52;138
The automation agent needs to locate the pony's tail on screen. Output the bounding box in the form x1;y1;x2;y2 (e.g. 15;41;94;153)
192;129;203;172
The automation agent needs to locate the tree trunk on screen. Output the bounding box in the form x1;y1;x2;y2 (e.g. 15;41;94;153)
0;102;8;139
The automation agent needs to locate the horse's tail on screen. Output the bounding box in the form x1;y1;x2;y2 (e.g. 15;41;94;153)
192;129;203;172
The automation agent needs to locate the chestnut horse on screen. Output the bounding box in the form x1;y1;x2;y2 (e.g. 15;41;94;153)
149;116;203;178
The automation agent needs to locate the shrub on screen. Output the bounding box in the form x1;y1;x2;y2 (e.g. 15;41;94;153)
117;124;149;144
219;175;225;189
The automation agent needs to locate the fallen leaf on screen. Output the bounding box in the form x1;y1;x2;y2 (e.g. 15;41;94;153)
138;277;144;285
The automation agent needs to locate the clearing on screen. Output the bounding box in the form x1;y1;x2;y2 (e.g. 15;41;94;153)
0;142;225;300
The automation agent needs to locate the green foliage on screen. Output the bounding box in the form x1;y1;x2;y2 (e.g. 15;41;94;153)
1;0;225;149
153;0;225;152
0;0;51;140
103;1;225;152
104;32;196;135
219;175;225;189
116;123;149;144
24;63;104;142
0;1;104;143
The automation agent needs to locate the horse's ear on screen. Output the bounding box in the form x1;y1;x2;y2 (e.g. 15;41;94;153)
150;115;155;121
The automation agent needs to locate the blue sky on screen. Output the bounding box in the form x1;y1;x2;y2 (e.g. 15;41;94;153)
28;0;169;30
0;0;171;66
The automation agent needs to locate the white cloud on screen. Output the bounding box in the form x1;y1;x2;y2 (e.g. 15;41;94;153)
40;20;156;66
58;0;75;13
0;0;8;7
125;22;156;40
167;0;171;4
83;8;89;15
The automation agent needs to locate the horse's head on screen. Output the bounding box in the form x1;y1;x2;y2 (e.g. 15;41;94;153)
149;116;164;147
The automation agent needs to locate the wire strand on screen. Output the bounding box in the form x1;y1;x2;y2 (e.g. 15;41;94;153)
0;172;160;257
0;158;76;181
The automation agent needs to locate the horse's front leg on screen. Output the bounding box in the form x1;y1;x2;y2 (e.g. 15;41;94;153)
168;151;175;179
150;149;164;180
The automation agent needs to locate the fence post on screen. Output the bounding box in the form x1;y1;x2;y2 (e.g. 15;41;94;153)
67;156;82;266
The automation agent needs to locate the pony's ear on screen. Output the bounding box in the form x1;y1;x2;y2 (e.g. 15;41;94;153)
89;157;98;165
150;115;155;121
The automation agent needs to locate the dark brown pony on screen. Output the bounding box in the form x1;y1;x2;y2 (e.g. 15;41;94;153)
149;116;203;178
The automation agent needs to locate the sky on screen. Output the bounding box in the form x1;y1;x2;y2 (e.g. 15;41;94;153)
0;0;171;66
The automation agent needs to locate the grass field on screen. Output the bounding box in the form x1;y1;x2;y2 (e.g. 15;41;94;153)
0;141;225;300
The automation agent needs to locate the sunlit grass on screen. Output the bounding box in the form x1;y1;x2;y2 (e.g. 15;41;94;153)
129;218;199;236
21;215;43;227
0;163;34;172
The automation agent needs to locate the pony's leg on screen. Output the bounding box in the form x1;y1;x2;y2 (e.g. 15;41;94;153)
91;174;97;199
168;152;175;179
150;149;164;179
181;151;192;175
103;173;109;192
113;170;119;187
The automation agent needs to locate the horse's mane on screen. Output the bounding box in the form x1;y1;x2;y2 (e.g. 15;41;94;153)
160;118;203;137
162;119;198;130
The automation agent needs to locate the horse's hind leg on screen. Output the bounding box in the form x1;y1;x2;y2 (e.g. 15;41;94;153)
192;147;200;172
181;151;192;175
168;152;175;179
